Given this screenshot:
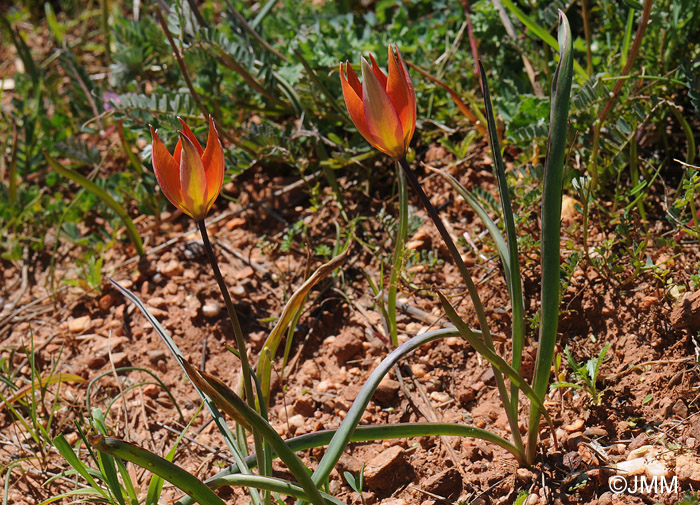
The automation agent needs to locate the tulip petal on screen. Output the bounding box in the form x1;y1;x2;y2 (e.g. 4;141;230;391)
179;132;208;220
340;62;374;145
174;117;204;164
368;53;388;90
361;57;404;158
387;45;416;150
201;116;225;211
345;61;363;98
150;125;187;214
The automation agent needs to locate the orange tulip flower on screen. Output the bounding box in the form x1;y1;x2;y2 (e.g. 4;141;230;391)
149;116;224;221
340;45;416;159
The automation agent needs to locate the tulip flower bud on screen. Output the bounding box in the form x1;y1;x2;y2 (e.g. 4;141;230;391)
340;45;416;159
149;116;224;221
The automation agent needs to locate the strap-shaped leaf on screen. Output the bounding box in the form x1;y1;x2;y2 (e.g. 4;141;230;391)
477;59;527;423
312;327;496;485
437;292;552;434
257;248;349;405
181;361;326;505
526;10;574;465
91;435;227;505
108;279;257;495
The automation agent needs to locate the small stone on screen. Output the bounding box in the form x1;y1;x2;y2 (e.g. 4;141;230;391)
584;427;608;438
523;494;539;505
429;391;450;403
516;468;536;484
405;240;424;250
686;437;696;449
293;397;316;417
68;315;92;333
564;419;585;432
363;446;413;493
671;399;689;419
87;355;107;369
231;284;245;297
287;414;306;435
148;349;167;363
202;303;222;318
161;259;184;277
99;293;115;311
110;352;129;367
317;380;335;392
444;337;460;346
226;217;247;231
616;457;646;476
410;364;428;378
143;384;160;397
676;454;700;484
147;296;168;309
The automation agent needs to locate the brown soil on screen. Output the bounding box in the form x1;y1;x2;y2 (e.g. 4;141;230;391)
1;142;699;505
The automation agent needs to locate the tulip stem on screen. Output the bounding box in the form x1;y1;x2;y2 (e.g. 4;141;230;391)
397;157;522;448
197;219;266;476
387;162;408;347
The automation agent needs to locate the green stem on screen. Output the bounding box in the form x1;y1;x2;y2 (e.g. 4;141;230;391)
397;157;518;446
388;163;409;346
196;220;265;481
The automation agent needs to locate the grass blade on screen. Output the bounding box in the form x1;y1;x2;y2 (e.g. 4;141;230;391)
498;0;586;78
44;151;144;255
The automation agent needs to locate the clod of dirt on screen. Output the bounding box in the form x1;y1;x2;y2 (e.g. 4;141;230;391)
332;331;364;363
373;378;400;405
363;445;414;493
675;454;700;484
421;467;462;499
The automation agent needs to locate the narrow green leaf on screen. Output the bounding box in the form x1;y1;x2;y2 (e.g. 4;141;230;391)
177;422;518;505
312;328;480;486
498;0;586;78
526;10;574;465
437;292;552;433
52;435;106;497
180;360;327;505
108;279;256;495
477;59;527;426
91;436;227;505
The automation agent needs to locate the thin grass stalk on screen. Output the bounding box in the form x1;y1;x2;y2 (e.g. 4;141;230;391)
196;220;266;480
477;60;525;444
589;0;653;187
387;163;408;346
526;11;573;466
396;157;516;427
581;0;592;75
